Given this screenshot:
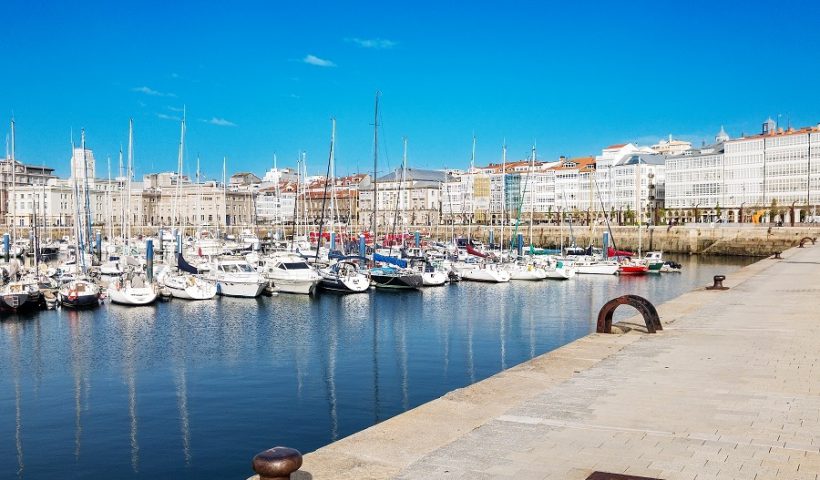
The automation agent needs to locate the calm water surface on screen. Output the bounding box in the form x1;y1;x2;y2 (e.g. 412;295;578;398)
0;254;755;479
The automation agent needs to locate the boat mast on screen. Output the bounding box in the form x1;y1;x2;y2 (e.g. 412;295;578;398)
107;155;112;242
329;119;336;244
529;144;535;249
70;136;85;273
81;129;93;254
500;141;506;253
172;107;186;236
126;119;134;244
469;135;476;243
401;137;408;248
10;117;16;241
371;91;380;241
118;145;124;241
222;156;227;239
196;155;201;232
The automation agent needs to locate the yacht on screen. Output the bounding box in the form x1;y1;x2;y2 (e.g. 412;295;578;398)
208;258;267;297
260;253;321;295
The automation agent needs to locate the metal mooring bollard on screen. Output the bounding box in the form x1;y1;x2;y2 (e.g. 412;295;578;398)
798;236;816;248
706;275;728;290
772;251;782;259
252;446;303;480
596;294;661;334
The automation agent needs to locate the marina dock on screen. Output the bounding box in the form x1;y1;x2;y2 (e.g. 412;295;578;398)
272;244;820;479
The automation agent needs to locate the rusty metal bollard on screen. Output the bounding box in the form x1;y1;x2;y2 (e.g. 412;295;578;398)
596;295;661;334
252;446;303;480
706;275;728;290
798;237;816;248
772;252;782;259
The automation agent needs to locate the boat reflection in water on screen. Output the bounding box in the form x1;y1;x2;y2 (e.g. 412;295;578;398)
0;254;755;479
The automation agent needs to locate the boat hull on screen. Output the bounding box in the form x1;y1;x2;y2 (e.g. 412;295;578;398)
164;276;217;300
461;268;511;283
421;271;448;286
216;280;266;298
574;264;619;275
0;292;41;312
319;273;370;293
267;276;320;295
108;287;158;305
60;294;99;308
370;273;423;290
618;265;649;275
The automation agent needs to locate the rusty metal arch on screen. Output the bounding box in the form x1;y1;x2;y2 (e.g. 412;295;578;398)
596;295;662;334
798;237;817;248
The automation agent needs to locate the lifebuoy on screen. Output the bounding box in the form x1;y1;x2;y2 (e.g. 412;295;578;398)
68;289;78;301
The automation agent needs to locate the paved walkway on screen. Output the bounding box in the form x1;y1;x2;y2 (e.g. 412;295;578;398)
286;245;820;480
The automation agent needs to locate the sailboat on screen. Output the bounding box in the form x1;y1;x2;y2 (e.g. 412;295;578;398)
160;114;218;300
60;129;101;308
108;272;158;305
366;97;422;290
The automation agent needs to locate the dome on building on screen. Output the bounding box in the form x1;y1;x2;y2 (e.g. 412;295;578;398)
715;125;729;143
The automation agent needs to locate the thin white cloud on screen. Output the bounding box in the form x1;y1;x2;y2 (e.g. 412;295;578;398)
132;86;176;97
170;72;180;79
303;54;336;67
200;117;237;127
346;37;397;49
167;106;185;112
157;113;181;121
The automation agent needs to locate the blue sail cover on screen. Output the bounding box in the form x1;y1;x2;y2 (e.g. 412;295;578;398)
373;252;408;268
177;253;200;274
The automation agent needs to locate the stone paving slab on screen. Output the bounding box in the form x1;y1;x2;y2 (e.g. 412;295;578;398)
260;246;820;479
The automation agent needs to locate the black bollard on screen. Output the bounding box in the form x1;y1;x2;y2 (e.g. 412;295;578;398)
706;275;728;290
252;446;303;480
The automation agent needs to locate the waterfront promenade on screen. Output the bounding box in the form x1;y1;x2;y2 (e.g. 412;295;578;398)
276;245;820;479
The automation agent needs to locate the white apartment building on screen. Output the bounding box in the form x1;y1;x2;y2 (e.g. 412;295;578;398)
664;129;728;222
666;121;820;223
256;181;297;224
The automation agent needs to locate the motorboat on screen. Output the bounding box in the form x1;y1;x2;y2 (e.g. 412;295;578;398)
239;230;261;250
208;258;267;297
260;253;321;295
618;263;649;275
108;274;158;306
642;251;665;273
59;279;101;308
163;272;217;300
319;259;370;293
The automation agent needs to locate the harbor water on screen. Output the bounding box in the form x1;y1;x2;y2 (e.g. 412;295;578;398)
0;254;754;479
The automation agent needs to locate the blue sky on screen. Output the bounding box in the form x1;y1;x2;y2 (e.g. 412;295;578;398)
2;0;820;179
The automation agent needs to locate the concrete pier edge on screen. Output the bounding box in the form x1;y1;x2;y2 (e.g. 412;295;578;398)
249;247;810;480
